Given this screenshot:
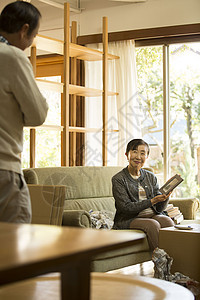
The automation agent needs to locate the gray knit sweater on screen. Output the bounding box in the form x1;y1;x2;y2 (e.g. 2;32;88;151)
0;42;48;174
112;167;169;229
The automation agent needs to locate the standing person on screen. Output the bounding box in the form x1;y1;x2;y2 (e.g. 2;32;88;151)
0;1;48;223
112;139;174;250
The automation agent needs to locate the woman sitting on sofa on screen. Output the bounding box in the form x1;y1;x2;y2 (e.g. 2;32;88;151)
112;138;174;251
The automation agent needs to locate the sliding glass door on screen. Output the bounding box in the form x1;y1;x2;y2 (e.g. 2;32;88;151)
169;42;200;197
136;42;200;198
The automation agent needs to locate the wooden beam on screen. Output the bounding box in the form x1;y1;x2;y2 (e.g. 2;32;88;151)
71;21;77;166
62;2;70;166
102;17;108;166
77;23;200;45
163;45;170;182
30;46;37;168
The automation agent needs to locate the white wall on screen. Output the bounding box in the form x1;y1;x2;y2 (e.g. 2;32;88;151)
72;0;200;36
1;0;199;40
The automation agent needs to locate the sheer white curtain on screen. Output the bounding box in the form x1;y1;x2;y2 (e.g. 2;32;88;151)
85;40;142;166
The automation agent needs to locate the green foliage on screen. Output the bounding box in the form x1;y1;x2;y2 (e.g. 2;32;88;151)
136;46;164;140
136;46;163;114
171;141;200;198
170;46;200;159
36;130;61;167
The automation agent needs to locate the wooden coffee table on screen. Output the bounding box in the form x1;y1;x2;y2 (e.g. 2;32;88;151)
159;220;200;282
0;222;145;300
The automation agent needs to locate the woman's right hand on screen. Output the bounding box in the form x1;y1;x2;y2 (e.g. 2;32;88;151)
151;192;171;205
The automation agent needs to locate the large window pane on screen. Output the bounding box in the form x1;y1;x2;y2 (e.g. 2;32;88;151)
36;129;61;167
21;128;30;169
40;76;61;126
169;43;200;197
22;76;61;168
136;46;164;184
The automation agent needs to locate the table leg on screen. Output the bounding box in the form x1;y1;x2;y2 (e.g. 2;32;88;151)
61;260;91;300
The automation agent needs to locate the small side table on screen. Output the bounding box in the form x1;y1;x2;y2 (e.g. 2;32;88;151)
159;220;200;282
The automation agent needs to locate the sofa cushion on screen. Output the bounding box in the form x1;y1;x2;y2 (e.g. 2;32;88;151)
64;197;116;216
23;166;123;200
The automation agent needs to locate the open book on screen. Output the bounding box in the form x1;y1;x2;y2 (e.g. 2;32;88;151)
159;174;184;195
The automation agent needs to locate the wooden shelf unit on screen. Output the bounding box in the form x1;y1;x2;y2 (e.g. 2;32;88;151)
30;2;119;167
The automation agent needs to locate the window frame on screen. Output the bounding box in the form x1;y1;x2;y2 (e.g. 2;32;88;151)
77;23;200;177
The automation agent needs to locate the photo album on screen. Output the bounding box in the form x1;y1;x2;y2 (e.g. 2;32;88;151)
159;174;184;195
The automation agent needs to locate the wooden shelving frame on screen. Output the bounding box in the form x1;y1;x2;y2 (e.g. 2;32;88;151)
29;2;119;167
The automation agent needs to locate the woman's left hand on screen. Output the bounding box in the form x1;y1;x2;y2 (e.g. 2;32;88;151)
151;192;171;205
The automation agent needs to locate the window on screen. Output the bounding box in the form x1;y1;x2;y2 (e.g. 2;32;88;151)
169;43;200;197
22;76;61;168
136;42;200;198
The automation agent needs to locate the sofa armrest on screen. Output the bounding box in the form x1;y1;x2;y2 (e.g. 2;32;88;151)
28;184;65;226
62;210;91;228
169;197;199;220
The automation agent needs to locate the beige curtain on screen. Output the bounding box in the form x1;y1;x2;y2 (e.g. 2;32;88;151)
85;40;142;166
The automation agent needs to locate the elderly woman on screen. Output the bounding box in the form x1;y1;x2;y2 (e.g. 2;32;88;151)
112;138;174;250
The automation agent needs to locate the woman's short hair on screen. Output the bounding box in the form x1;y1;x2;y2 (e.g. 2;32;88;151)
0;1;41;36
126;139;150;156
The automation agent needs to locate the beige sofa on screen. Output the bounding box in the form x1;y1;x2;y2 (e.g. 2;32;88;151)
23;166;199;272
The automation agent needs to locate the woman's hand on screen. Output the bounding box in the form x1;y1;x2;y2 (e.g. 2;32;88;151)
151;192;171;205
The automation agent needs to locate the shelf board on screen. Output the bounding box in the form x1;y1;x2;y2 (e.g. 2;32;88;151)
32;35;120;61
106;129;119;133
70;43;120;61
69;127;119;133
69;127;100;133
69;85;102;97
27;125;63;131
69;84;118;97
107;91;119;96
27;125;119;133
36;79;63;93
32;35;63;55
36;79;118;97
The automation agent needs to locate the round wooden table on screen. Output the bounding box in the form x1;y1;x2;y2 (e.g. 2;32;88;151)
91;273;194;299
0;272;194;300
